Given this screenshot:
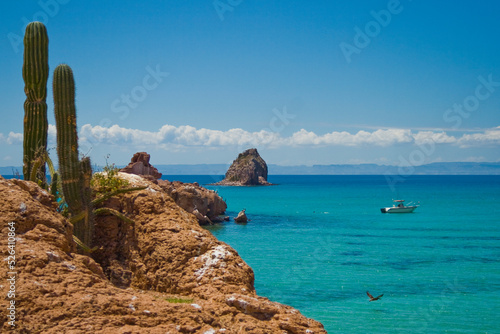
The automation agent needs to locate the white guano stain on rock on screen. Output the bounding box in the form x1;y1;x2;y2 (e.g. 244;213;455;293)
194;245;232;280
19;202;27;213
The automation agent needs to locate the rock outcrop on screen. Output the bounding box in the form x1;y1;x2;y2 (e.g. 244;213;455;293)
120;151;162;182
120;153;227;225
215;148;272;186
0;175;326;333
234;209;248;223
158;180;227;225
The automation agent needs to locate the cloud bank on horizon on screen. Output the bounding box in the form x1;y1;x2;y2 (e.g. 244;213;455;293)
1;124;499;151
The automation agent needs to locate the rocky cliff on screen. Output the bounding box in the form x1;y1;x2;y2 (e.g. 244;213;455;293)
0;175;325;333
215;149;272;186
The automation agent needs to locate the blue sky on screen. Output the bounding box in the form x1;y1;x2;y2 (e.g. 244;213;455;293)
1;0;499;167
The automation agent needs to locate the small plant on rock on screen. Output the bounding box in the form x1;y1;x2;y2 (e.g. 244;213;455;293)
91;161;130;194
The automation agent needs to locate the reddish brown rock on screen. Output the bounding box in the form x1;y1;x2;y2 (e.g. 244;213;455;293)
159;180;227;224
92;175;253;296
0;175;326;333
120;151;162;182
120;152;228;225
234;209;248;223
215;148;272;186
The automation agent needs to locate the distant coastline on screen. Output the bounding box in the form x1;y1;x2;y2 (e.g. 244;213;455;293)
2;162;500;176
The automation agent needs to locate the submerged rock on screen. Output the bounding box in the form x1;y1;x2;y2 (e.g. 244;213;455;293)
215;148;272;186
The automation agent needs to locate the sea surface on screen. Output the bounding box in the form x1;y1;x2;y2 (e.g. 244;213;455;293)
166;175;500;333
6;173;498;332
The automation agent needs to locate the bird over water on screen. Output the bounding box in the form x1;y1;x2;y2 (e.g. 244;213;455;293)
366;291;383;302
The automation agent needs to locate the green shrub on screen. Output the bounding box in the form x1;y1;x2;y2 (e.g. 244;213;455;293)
91;163;129;194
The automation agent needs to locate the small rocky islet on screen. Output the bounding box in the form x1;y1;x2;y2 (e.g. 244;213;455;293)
214;148;272;186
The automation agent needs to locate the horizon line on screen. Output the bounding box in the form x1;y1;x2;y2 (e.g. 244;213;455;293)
1;161;500;169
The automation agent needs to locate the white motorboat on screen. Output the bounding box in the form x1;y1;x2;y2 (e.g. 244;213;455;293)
380;200;419;213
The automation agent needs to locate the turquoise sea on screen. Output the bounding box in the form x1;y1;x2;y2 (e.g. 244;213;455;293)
168;175;500;333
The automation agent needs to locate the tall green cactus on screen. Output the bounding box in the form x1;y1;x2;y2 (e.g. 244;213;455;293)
23;22;49;183
53;64;81;213
53;64;93;246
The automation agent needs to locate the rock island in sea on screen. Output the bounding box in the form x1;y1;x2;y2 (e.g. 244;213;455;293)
214;148;273;186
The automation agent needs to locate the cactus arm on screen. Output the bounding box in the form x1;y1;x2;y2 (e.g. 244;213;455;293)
29;156;43;183
92;186;147;206
44;151;56;177
50;172;59;199
94;207;134;225
72;235;98;253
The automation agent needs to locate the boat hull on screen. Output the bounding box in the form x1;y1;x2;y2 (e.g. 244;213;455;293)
381;206;417;213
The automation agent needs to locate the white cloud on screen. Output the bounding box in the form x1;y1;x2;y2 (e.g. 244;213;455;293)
48;124;57;144
2;124;500;151
80;124;158;145
289;128;413;146
0;128;54;146
81;125;416;148
456;127;500;148
80;124;284;149
413;131;456;145
0;132;23;145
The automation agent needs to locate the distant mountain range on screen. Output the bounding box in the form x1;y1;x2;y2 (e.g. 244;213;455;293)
268;162;500;175
2;162;500;176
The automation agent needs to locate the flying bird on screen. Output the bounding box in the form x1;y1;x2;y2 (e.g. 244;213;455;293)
366;291;383;302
